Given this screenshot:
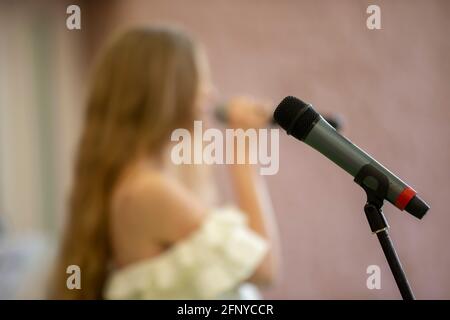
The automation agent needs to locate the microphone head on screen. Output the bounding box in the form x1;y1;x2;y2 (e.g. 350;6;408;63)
214;103;228;123
273;96;320;141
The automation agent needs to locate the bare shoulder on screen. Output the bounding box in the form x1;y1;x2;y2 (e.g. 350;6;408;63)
111;164;207;245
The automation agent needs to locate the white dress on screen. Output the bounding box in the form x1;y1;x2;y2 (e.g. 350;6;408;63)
104;207;268;300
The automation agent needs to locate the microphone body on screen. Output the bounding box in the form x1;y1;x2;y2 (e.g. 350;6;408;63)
274;96;429;219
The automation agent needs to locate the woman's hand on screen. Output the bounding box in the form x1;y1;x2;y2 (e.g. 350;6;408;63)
227;96;272;129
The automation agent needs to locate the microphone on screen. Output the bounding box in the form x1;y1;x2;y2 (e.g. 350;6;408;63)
215;103;343;131
273;96;429;219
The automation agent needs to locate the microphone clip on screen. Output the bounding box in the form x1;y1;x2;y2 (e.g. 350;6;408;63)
354;164;415;300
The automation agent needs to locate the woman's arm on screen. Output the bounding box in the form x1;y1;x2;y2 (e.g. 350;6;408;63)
227;97;281;286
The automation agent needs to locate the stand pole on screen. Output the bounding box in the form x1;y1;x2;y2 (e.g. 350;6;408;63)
355;165;416;300
365;203;415;300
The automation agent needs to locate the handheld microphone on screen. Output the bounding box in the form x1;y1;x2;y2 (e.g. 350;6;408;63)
273;96;429;219
215;103;343;131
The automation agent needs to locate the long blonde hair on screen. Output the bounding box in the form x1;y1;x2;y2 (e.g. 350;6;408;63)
49;27;204;299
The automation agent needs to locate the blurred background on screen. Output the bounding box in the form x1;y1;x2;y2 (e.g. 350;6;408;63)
0;0;449;299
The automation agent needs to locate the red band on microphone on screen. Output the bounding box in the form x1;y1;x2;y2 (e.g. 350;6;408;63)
395;187;416;210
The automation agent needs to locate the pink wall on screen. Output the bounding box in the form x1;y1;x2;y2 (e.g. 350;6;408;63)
102;0;450;299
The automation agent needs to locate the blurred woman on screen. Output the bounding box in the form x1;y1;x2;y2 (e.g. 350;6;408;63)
49;27;280;299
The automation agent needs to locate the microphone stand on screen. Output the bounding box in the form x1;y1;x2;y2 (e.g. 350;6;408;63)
354;165;415;300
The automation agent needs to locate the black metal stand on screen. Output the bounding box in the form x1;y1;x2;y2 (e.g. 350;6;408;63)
355;165;415;300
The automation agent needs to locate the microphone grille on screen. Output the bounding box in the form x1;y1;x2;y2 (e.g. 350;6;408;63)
273;96;319;140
